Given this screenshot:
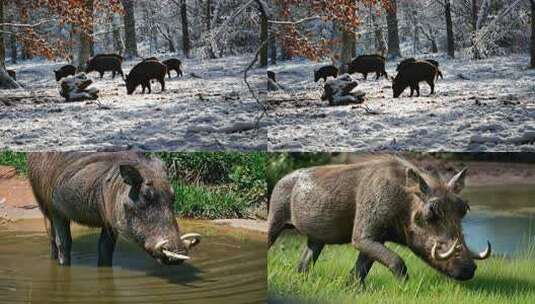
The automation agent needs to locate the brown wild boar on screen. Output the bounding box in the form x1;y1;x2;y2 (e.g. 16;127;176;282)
393;61;439;98
314;65;338;82
162;58;183;78
268;155;491;286
7;69;16;81
86;55;124;79
28;152;201;267
397;58;443;79
54;65;77;81
347;55;388;80
125;60;167;95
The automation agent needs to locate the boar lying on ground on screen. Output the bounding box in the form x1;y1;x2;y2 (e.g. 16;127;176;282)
314;65;339;82
347;55;388;80
54;65;77;82
125;60;167;95
86;55;124;79
162;58;183;78
397;58;443;79
28;152;201;267
268;155;491;286
7;69;16;81
393;61;440;98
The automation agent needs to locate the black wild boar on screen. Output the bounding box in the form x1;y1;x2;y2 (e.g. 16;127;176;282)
162;58;183;78
393;61;439;98
347;54;388;80
268;155;491;286
314;65;338;82
7;69;16;81
54;65;77;81
28;152;201;267
125;60;167;95
397;58;443;79
86;55;124;79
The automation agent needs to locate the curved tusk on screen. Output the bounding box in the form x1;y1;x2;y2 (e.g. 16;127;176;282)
162;249;191;260
471;241;491;260
181;233;201;241
181;233;201;248
432;239;458;260
155;240;169;251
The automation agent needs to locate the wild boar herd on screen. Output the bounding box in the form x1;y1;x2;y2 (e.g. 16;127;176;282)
314;55;444;98
52;53;184;95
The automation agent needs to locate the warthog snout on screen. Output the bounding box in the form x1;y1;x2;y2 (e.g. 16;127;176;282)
152;233;202;265
431;239;492;261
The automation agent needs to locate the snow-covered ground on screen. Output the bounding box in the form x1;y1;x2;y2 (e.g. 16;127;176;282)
0;55;267;151
267;54;535;152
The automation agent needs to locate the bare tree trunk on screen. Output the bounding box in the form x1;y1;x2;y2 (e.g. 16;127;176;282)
531;0;535;68
122;0;138;58
0;0;20;89
341;30;356;64
112;15;124;55
259;10;269;67
10;31;16;64
180;0;191;58
386;0;401;58
445;0;455;58
471;0;478;31
372;9;386;56
77;0;93;71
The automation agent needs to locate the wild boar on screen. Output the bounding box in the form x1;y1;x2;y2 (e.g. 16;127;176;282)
347;55;388;80
85;55;124;79
125;60;167;95
268;155;491;286
162;58;183;78
314;65;338;82
397;58;443;79
28;152;201;267
393;61;439;98
7;69;16;81
54;65;77;82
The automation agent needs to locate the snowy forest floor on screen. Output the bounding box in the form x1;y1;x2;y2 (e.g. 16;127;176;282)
0;55;267;151
267;54;535;152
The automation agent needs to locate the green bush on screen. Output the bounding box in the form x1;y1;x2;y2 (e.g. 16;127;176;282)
0;152;28;175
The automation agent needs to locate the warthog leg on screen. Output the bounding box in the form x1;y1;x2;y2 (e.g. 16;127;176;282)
52;213;72;266
350;252;375;287
98;228;117;267
297;239;325;273
46;217;58;260
353;239;408;282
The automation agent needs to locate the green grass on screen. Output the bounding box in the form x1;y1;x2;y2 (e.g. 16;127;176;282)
0;152;28;175
268;233;535;304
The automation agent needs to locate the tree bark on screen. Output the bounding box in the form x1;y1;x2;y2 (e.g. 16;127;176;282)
531;0;535;68
122;0;138;58
0;0;5;69
372;9;386;56
180;0;191;58
0;0;20;89
77;0;93;71
259;10;269;67
341;30;356;64
445;0;455;58
386;0;401;58
112;15;124;55
471;0;478;31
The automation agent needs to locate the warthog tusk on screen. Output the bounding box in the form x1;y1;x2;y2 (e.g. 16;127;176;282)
470;241;491;260
162;249;190;260
155;240;169;251
432;239;458;260
181;233;201;248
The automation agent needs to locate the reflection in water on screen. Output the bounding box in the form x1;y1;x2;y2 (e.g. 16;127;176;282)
462;185;535;257
0;225;266;303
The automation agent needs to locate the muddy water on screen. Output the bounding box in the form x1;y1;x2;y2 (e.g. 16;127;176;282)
463;184;535;256
0;220;266;304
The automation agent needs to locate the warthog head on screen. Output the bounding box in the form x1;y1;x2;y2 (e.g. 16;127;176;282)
405;168;491;281
116;159;201;265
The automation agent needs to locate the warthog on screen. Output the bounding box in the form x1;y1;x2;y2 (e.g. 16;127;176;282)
268;155;491;285
28;152;201;267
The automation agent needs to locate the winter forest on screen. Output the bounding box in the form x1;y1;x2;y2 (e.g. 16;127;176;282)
0;0;534;151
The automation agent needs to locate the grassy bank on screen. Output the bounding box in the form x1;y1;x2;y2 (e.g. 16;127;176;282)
0;152;267;219
268;233;535;304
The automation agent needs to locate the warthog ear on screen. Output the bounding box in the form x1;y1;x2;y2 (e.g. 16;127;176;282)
406;168;431;195
448;168;467;194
